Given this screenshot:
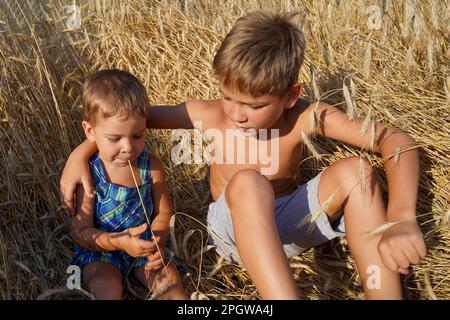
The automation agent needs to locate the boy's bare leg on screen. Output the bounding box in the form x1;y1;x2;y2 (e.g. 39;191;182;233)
134;262;188;300
226;169;299;299
83;262;123;300
318;156;402;299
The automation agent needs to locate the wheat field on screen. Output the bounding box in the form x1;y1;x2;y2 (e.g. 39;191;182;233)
0;0;448;299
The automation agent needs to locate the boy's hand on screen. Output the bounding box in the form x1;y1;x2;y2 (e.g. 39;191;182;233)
60;156;94;216
113;224;160;258
377;219;427;274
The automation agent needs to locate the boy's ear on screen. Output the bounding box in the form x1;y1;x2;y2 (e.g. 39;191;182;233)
82;120;96;142
285;83;302;109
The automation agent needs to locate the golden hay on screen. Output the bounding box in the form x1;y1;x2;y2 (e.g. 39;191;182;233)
0;0;448;299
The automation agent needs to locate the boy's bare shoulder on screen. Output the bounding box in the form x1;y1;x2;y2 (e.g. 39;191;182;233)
186;99;227;130
287;99;334;135
186;98;222;111
285;98;314;134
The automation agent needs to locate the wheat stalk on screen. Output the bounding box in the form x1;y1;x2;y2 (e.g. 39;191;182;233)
128;160;167;272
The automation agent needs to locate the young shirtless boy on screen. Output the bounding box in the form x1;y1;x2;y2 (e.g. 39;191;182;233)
61;11;426;299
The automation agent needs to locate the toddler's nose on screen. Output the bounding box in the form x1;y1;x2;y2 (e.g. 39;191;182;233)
121;139;133;153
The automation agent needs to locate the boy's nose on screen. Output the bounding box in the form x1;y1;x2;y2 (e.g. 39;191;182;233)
230;104;247;123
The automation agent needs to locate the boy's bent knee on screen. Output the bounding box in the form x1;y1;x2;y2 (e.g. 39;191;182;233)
333;156;379;198
337;156;376;183
230;169;266;183
226;169;273;201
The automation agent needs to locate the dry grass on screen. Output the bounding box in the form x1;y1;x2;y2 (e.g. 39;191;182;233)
0;0;448;299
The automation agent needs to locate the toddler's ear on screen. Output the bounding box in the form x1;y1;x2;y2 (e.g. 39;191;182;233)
82;120;96;142
285;83;302;109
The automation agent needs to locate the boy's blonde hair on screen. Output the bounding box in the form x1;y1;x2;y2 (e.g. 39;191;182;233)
213;11;306;97
82;69;148;124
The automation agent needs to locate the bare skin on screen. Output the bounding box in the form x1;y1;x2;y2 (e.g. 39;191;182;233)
62;83;426;299
82;261;186;300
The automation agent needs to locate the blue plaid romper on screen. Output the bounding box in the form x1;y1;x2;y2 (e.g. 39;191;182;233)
72;149;153;274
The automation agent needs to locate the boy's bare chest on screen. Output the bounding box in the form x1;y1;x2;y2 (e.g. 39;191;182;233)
208;133;298;169
208;132;302;199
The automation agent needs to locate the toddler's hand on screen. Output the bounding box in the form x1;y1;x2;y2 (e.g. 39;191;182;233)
145;236;165;271
377;220;427;274
113;224;160;258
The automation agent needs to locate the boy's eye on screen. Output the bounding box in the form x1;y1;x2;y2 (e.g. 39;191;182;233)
251;105;265;110
134;134;144;139
108;137;120;142
222;95;231;101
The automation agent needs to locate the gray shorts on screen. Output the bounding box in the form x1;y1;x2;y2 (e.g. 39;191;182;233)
206;171;346;262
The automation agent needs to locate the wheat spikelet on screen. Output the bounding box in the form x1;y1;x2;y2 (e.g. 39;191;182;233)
327;42;333;66
368;121;377;151
302;130;321;160
350;78;357;99
381;20;389;45
322;44;330;67
311;65;320;101
208;256;225;277
393;146;401;164
363;42;371;80
326;2;333;19
369;221;400;236
382;0;390;13
445;76;450;101
402;0;415;38
297;189;339;234
427;37;435;73
357;0;365;13
360;109;372;137
310;101;320;131
429;0;440;30
358;156;367;201
406;44;415;71
169;215;180;258
343;81;356;120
